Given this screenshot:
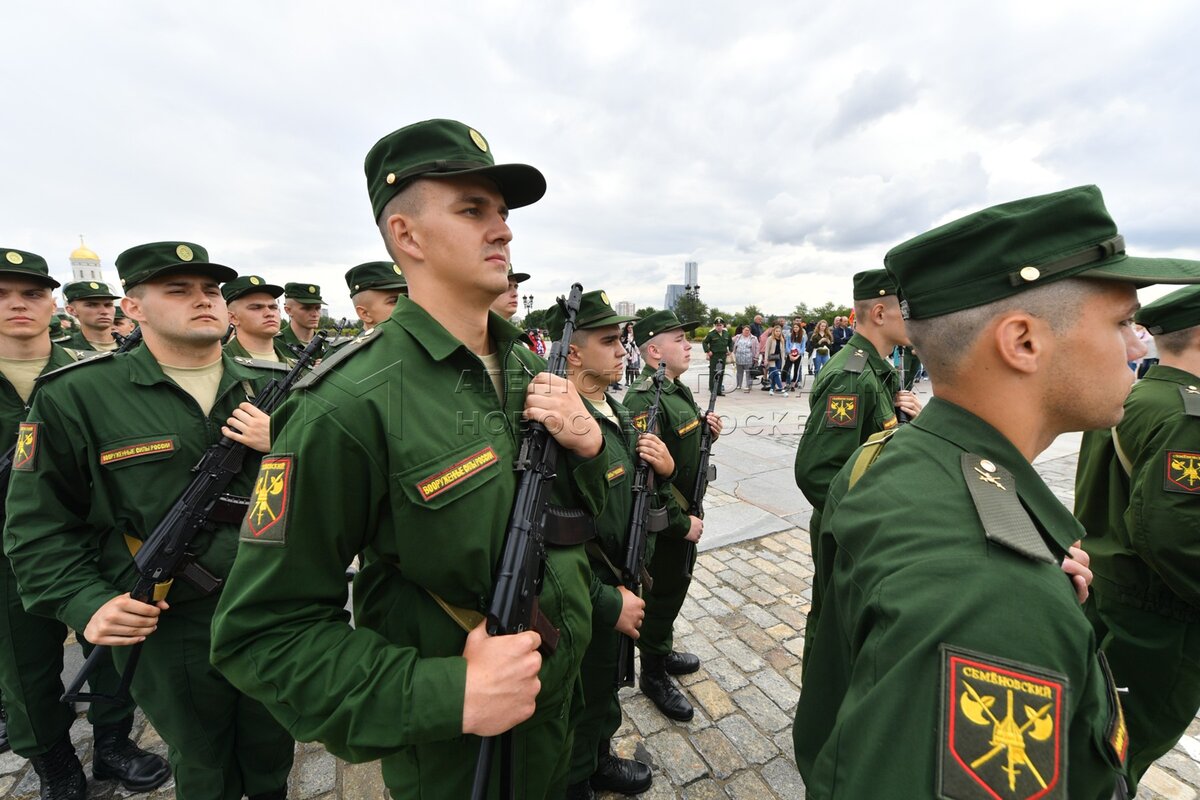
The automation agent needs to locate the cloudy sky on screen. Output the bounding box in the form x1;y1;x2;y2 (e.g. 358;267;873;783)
4;1;1199;318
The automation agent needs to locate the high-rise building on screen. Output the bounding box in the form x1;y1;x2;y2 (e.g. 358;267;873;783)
684;260;698;288
616;301;636;317
664;284;685;310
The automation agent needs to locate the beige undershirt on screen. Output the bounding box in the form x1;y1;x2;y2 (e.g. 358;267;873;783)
585;396;618;426
160;358;224;416
246;347;282;363
478;351;505;398
0;356;50;404
87;339;119;352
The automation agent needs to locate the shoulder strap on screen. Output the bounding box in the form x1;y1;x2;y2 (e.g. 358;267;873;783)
848;428;897;489
38;350;116;381
960;452;1057;564
1110;426;1134;477
842;347;868;374
1179;383;1200;417
292;326;383;390
228;356;290;372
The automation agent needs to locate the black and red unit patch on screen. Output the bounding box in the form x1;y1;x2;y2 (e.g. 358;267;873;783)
1165;450;1200;494
938;645;1066;799
632;411;649;433
12;422;37;471
242;455;293;544
825;394;858;428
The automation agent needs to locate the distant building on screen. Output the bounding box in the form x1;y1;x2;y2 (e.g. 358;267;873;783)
69;236;105;284
616;301;636;317
684;261;698;288
664;284;685;310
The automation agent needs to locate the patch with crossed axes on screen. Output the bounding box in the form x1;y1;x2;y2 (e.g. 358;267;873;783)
1165;450;1200;494
12;422;38;471
938;645;1065;799
825;394;858;428
242;455;293;544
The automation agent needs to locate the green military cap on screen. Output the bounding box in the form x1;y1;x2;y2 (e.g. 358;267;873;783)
345;262;407;295
364;119;547;221
115;241;236;290
1135;285;1200;335
885;185;1200;321
633;309;699;347
713;317;726;324
544;289;636;341
852;268;897;301
113;306;127;320
223;275;284;303
283;282;325;304
48;317;71;343
63;280;119;302
0;248;60;288
508;263;530;284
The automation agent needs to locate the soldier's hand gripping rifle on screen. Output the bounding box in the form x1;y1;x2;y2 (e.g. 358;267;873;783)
0;327;143;498
470;284;584;800
683;371;721;576
615;361;667;688
61;331;327;705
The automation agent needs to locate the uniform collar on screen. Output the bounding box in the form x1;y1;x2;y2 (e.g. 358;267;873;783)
640;363;680;395
911;397;1082;552
124;341;261;390
1142;363;1200;387
390;295;527;363
845;332;895;375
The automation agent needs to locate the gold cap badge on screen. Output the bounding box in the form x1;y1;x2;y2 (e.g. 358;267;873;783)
308;285;316;293
601;291;610;305
393;264;402;275
386;172;396;185
176;244;194;262
5;252;23;265
1019;266;1040;282
250;276;261;285
89;282;99;289
469;129;488;152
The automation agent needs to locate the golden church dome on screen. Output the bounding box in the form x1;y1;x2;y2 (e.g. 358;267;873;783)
70;236;99;262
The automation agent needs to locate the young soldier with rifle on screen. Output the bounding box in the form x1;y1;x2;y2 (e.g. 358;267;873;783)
545;291;674;799
4;242;296;800
624;310;722;723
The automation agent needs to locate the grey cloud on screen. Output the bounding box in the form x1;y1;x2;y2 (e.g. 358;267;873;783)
818;66;920;143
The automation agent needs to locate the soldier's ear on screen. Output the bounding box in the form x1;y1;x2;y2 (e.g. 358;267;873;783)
990;311;1045;376
120;295;147;325
384;213;423;262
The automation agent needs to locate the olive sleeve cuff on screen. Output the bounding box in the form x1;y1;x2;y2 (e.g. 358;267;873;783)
564;441;610;518
411;655;469;741
60;583;123;635
592;583;624;630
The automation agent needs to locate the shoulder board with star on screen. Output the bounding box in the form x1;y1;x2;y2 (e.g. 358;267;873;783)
292;326;383;390
841;347;868;374
1179;383;1200;417
960;453;1056;564
229;356;291;372
628;376;654;393
37;350;118;381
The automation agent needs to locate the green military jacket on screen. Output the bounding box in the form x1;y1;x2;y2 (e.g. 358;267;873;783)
623;364;699;540
0;344;80;477
702;329;733;361
794;332;898;514
66;329;115;353
225;335;296;365
795;398;1128;799
210;297;610;775
1075;365;1200;619
3;346;288;633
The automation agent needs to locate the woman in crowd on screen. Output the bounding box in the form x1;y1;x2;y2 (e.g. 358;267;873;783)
763;323;788;396
808;319;833;377
622;322;641;386
783;321;806;391
732;324;760;392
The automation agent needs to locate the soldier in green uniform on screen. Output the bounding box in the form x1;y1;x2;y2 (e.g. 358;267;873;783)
346;260;408;331
490;262;528;322
701;318;732;396
112;306;136;340
546;291;673;799
210;119;613;798
63;280;120;352
222;275;293;363
623;310;722;722
793;185;1200;799
1074;283;1200;793
4;242;296;800
794;269;921;549
277;282;324;351
0;248;169;799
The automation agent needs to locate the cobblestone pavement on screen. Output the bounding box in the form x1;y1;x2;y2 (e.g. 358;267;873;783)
3;357;1197;798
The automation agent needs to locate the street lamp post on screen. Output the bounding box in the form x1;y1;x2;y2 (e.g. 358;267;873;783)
522;294;534;316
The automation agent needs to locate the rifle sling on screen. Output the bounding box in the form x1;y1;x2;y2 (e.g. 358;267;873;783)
122;534;173;603
585;540;653;593
543;504;596;547
670;484;692;514
421;586;559;657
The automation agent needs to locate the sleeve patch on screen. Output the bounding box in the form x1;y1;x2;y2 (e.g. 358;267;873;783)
825;394;858;428
1165;450;1200;494
938;645;1066;799
242;455;293;545
12;422;38;471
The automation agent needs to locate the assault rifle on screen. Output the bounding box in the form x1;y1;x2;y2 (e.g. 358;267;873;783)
615;361;667;688
470;284;584;800
896;347;909;425
61;330;327;705
683;371;721;576
0;327;142;498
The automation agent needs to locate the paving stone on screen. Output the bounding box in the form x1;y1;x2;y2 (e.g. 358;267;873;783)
681;778;726;800
690;679;737;720
0;754;23;776
765;623;795;641
1141;766;1197;800
733;685;792;732
751;668;801;710
297;749;337;797
735;621;778;653
340;762;387;800
763;646;798;673
712;585;745;608
762;756;807;798
645;729;707;785
697;596;733;618
623;692;670;736
725;770;775;799
783;636;806;658
716;569;752;589
677;632;722;662
718;611;751;631
691;728;747;781
702;656;749;692
694;615;732;642
740;603;781;629
0;781;11;797
714;637;766;673
742;585;776;605
717;714;779;765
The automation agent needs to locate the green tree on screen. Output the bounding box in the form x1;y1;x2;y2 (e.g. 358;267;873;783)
734;304;763;328
674;293;708;323
635;306;657;319
522;308;551;330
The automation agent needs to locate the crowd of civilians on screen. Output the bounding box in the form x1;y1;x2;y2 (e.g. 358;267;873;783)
727;314;857;396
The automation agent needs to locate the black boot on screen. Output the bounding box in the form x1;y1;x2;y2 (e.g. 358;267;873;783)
664;650;700;675
248;790;288;800
565;779;594;800
0;705;9;754
591;742;652;795
29;735;86;800
92;716;171;792
639;653;694;722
